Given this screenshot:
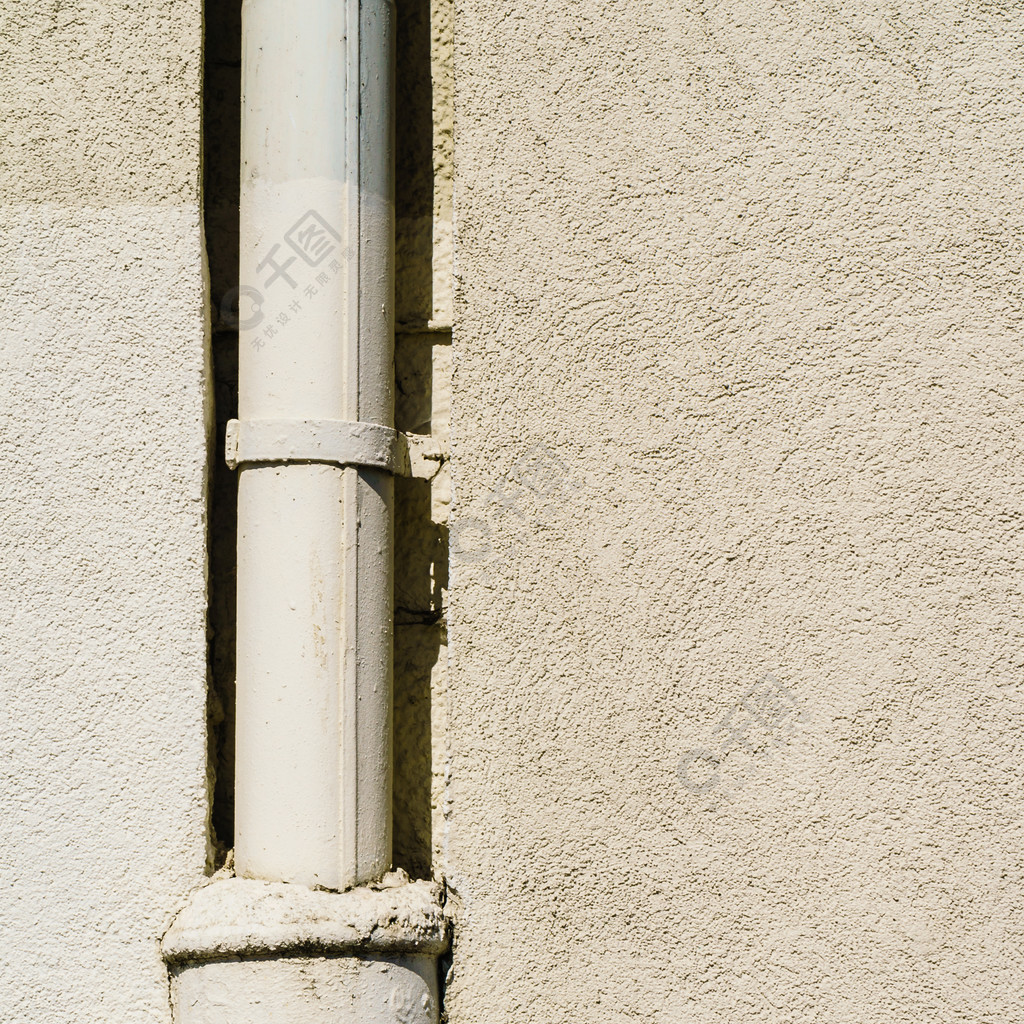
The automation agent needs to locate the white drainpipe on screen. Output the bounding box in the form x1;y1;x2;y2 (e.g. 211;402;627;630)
161;1;448;1019
233;0;395;891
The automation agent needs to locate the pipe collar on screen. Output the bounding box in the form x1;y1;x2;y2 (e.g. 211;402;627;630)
162;874;450;964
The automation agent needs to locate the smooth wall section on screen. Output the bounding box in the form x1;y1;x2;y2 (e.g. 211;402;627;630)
0;3;209;1022
448;2;1024;1021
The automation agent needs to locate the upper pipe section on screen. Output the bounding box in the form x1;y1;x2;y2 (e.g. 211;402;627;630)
239;0;395;423
243;0;347;183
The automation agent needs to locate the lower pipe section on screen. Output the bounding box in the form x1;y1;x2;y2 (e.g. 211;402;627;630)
163;875;447;1024
235;462;393;889
171;955;438;1024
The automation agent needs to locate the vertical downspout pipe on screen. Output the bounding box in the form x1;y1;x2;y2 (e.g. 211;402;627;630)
234;0;395;891
161;12;446;1019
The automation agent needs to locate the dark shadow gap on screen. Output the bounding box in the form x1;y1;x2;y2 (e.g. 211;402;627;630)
392;0;442;879
204;0;242;856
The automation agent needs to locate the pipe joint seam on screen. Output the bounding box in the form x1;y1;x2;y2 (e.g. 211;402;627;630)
161;876;451;964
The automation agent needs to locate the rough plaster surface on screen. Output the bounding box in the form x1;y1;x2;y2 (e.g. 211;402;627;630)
0;203;210;1023
0;4;208;1021
0;2;202;206
448;2;1024;1021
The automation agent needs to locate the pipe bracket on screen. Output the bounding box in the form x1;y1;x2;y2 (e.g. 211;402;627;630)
226;418;403;473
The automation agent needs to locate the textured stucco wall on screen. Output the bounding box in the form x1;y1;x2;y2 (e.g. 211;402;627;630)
0;3;209;1022
448;2;1024;1021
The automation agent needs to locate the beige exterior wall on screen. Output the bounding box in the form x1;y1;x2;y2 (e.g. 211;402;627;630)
0;2;209;1021
446;1;1024;1020
2;0;1024;1021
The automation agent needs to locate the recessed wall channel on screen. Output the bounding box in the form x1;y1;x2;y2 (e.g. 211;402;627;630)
163;0;453;1020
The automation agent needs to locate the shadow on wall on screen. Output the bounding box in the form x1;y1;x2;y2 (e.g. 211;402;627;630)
203;0;446;881
394;0;448;880
394;337;448;880
204;0;241;860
